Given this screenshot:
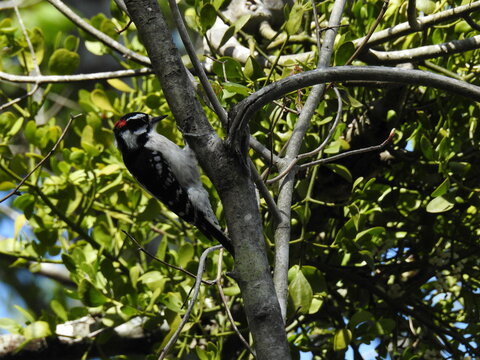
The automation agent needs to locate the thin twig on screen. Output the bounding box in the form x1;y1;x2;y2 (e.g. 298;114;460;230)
1;6;42;111
266;86;343;184
15;6;40;75
297;86;343;159
299;128;395;169
248;159;282;223
121;230;215;285
0;80;40;111
363;35;480;64
229;66;480;135
166;0;228;125
311;0;322;52
463;14;480;32
353;1;480;47
0;113;81;203
345;0;389;65
158;245;222;360
215;248;256;357
0;68;153;84
407;0;422;30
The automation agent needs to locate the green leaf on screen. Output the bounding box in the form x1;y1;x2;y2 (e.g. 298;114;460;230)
22;28;45;71
184;7;200;31
449;161;471;176
0;18;17;34
78;279;108;307
178;243;194;268
288;266;313;314
62;254;77;273
0;318;22;334
308;298;323;314
64;35;79;51
420;135;434;160
145;94;161;109
7;117;24;137
24;321;51;340
219;25;235;48
212;57;244;81
139;271;167;291
349;310;374;329
222;285;241;296
244;56;265;80
426;195;455;213
14;305;35;323
222;82;250;96
48;48;79;75
285;2;304;35
13;194;35;218
85;40;108;56
92;223;112;247
333;328;352;351
335;41;354;65
431;178;450;197
234;14;251;32
90;89;116;113
325;163;353;183
199;4;217;31
107;78;134;92
416;0;435;14
161;292;183;312
50;300;68;322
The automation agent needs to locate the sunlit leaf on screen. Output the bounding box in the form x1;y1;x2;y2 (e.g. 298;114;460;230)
48;48;79;75
426;195;455;213
289;266;313;314
78;279;108;307
333;328;352;351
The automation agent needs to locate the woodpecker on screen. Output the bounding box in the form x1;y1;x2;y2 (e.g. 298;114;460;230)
113;112;234;255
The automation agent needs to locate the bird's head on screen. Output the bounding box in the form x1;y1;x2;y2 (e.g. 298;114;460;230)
114;112;167;151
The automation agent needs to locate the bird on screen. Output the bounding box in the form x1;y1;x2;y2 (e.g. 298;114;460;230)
113;112;234;255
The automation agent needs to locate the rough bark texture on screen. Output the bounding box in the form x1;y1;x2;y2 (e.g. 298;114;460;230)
123;0;290;358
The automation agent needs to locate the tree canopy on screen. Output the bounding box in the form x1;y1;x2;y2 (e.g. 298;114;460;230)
0;0;479;359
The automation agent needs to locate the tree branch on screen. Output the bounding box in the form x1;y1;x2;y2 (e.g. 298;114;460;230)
407;0;422;30
230;66;480;136
298;128;395;169
353;1;480;47
361;35;480;64
266;86;344;184
0;68;153;84
166;0;228;125
272;0;347;321
158;245;222;360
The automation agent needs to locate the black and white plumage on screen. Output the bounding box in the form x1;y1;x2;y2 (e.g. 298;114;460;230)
113;112;234;255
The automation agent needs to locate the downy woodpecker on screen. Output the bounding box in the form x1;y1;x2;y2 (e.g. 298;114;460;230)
113;112;234;255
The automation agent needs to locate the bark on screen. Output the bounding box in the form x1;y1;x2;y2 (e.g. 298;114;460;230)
123;0;291;358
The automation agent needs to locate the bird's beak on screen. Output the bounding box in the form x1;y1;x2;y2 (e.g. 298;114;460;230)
151;115;168;125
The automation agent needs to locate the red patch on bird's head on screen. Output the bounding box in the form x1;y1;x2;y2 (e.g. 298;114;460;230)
114;119;127;129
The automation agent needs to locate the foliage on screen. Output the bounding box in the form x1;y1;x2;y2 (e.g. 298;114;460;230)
0;0;479;359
